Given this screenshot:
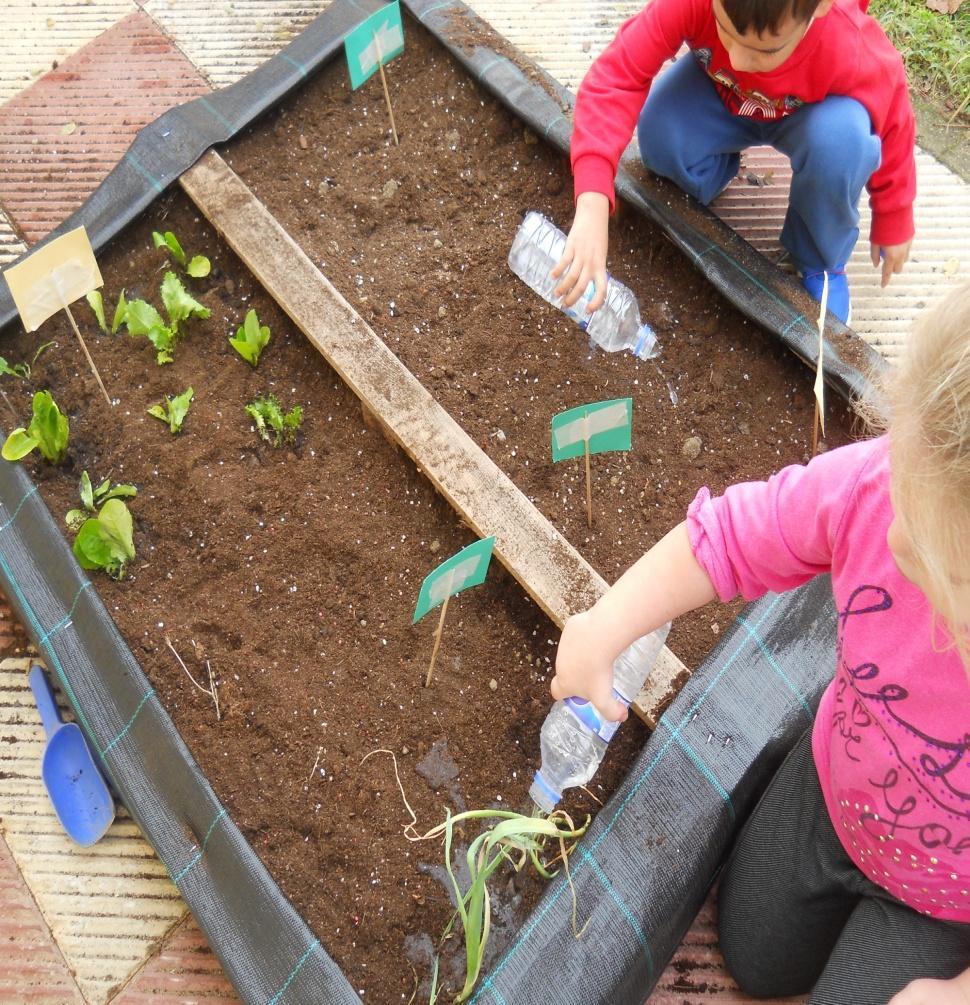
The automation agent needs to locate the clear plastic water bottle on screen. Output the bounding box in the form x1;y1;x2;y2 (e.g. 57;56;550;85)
529;624;671;814
508;211;659;360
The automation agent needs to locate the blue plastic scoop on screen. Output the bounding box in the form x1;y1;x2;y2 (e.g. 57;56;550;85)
28;664;115;846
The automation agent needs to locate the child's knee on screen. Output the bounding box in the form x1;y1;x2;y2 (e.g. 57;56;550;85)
794;97;881;179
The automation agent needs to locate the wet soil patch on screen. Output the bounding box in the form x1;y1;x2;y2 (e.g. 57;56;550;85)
225;16;855;672
1;192;646;1003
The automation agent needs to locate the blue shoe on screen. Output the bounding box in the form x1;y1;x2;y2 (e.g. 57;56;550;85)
801;268;851;326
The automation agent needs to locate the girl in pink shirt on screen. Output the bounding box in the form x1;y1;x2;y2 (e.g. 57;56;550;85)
552;284;970;1004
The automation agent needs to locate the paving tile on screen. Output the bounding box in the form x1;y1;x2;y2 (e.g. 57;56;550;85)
0;658;189;1005
0;207;28;268
649;891;806;1004
0;1;137;105
0;10;210;245
711;147;969;364
0;830;85;1004
141;0;330;89
467;0;644;91
114;915;239;1003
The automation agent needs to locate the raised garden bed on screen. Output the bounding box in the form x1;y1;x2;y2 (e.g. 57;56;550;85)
1;191;653;1000
0;10;862;1005
223;18;855;670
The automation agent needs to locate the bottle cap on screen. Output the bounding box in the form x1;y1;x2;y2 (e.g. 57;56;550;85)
529;771;561;815
631;323;658;361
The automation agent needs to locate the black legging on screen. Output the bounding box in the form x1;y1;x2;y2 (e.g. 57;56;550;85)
718;729;970;1004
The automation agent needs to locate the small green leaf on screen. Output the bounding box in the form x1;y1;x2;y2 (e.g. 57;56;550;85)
65;509;87;533
124;299;165;337
101;484;137;502
245;394;302;448
86;290;107;333
186;255;211;278
1;428;38;462
282;405;303;444
0;356;22;379
79;470;94;511
111;290;128;335
74;518;112;571
31;341;55;370
153;230;186;268
161;272;209;327
148;387;194;434
143;324;177;365
73;499;136;579
25;391;69;464
229;309;271;367
98;498;135;564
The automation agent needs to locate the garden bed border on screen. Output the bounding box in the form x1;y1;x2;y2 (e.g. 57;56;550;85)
0;2;867;1001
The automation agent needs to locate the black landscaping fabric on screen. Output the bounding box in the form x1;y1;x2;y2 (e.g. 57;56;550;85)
0;1;855;1001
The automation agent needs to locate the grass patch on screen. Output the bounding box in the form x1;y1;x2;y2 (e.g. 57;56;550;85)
872;0;970;120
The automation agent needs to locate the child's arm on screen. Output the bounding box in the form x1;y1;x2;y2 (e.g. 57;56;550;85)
888;968;970;1005
552;440;881;723
551;192;610;312
551;521;716;722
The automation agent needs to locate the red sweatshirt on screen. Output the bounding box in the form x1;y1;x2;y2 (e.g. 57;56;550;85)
572;0;916;247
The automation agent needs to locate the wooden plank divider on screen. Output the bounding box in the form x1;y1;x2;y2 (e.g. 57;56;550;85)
179;149;687;726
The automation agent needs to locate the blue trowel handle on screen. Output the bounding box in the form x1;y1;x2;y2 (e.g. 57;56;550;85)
28;664;63;738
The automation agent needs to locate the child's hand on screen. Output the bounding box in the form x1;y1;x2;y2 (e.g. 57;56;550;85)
551;609;628;723
551;192;610;312
870;238;912;288
888;975;970;1005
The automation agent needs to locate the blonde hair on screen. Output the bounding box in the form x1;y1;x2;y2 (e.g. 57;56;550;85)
880;281;970;666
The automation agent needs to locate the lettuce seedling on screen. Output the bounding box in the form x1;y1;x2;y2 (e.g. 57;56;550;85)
148;386;194;434
73;498;135;580
122;273;209;364
1;390;69;463
86;291;107;333
245;394;302;447
152;229;211;278
66;470;137;532
87;289;128;335
0;342;56;382
229;309;271;367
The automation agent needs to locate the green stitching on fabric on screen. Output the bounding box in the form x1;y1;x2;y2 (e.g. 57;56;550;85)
0;486;39;532
172;807;228;884
37;581;92;648
199;97;236;136
581;847;651;951
125;153;164;194
0;551;100;744
477;57;501;80
102;689;156;756
267;938;321;1005
278;52;309;79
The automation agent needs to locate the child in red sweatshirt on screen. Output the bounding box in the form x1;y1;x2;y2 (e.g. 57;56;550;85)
552;0;917;326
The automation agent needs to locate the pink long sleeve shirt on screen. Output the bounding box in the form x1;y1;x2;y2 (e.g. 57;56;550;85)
687;436;970;923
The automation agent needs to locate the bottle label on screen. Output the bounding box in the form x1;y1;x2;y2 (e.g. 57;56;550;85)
564;693;625;743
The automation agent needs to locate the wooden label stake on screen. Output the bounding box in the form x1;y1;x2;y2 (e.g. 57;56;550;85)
811;271;829;457
373;31;399;146
584;413;593;528
425;594;450;688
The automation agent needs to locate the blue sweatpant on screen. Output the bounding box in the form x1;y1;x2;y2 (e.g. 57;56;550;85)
637;55;882;276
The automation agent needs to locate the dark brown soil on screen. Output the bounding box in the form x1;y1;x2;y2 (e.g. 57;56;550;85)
2;192;645;1001
224;16;855;672
0;16;856;1005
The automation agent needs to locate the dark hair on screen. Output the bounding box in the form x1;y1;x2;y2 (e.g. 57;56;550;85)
721;0;821;34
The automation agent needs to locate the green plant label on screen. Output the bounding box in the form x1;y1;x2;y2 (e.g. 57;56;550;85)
345;1;404;91
550;397;633;463
412;535;494;624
